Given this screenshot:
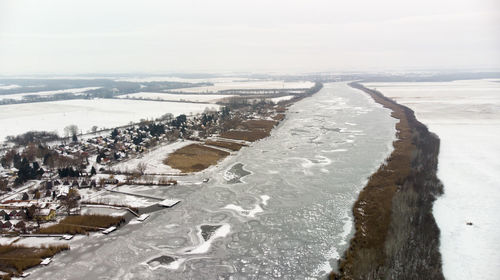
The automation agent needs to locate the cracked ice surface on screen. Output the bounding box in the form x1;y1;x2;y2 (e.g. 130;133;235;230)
28;83;396;279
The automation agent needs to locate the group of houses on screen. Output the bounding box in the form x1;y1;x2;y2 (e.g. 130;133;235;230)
0;200;57;233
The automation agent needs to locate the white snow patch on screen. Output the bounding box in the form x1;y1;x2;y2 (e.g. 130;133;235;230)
224;204;264;218
185;224;231;254
0;84;21;90
260;195;270;206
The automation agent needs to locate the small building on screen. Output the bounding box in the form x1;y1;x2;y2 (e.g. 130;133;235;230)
2;220;12;229
36;208;56;221
79;180;89;189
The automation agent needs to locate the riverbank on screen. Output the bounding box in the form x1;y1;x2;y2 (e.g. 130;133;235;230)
331;82;444;279
164;83;323;173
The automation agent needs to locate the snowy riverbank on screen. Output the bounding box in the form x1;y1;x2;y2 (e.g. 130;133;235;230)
364;79;500;280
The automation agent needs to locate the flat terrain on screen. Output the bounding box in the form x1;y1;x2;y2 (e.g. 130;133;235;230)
0;99;218;141
0;87;101;101
168;80;314;93
116;92;233;103
164;143;230;173
221;120;277;142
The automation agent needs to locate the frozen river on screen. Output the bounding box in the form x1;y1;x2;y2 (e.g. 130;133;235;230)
28;83;396;279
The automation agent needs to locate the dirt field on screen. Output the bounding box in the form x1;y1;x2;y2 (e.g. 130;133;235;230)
164;144;230;173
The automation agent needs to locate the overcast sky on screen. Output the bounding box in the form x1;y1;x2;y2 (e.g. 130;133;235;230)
0;0;499;75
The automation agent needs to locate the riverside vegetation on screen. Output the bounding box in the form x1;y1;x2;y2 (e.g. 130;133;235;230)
331;83;444;280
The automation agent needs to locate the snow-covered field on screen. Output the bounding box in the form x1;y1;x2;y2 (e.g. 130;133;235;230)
110;140;195;174
116;92;295;104
0;84;21;90
114;76;247;83
0;99;218;141
0;87;101;101
169;80;315;93
116;92;233;103
364;79;500;280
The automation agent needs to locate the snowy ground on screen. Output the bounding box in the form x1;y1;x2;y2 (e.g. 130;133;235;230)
0;99;218;142
116;92;233;103
87;192;158;208
168;80;315;93
0;87;101;101
0;84;21;90
113;76;247;83
110;140;195;174
364;79;500;280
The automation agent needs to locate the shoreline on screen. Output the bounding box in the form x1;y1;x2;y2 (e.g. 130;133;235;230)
164;82;323;174
331;82;444;279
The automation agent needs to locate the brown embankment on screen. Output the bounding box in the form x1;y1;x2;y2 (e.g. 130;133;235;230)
331;82;444;280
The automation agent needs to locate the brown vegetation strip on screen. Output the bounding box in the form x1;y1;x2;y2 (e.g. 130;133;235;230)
164;144;230;173
332;83;443;279
204;140;247;151
221;119;277;142
0;244;69;275
39;215;124;235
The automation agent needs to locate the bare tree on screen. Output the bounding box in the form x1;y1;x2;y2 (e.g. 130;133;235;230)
136;162;147;175
61;188;80;216
64;125;79;137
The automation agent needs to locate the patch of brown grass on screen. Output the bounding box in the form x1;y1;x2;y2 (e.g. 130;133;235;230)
0;244;69;274
164;144;230;173
241;119;277;130
38;215;124;235
205;140;247;151
220;119;277;142
220;130;271;142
